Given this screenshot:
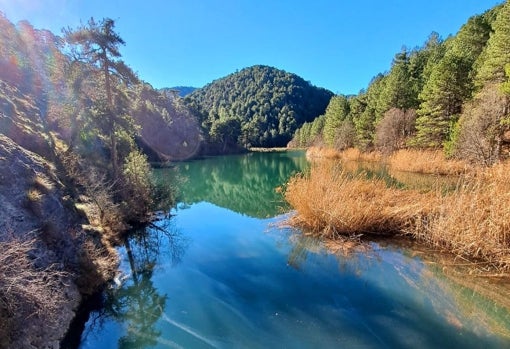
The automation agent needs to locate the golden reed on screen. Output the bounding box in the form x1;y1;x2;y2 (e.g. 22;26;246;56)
285;160;510;273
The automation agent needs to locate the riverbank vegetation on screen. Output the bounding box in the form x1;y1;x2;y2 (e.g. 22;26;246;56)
289;3;510;167
285;159;510;275
285;2;510;274
306;146;469;176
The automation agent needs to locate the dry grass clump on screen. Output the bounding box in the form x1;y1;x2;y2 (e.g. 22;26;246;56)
414;162;510;272
285;160;510;274
306;147;383;162
285;162;434;238
305;146;342;160
0;233;66;346
389;149;469;175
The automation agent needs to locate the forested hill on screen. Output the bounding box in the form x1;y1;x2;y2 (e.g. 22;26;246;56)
184;65;333;151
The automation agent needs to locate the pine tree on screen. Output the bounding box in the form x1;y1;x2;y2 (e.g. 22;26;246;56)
322;95;350;147
413;13;492;148
476;2;510;85
64;18;138;178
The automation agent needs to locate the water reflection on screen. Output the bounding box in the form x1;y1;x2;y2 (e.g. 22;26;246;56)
76;152;510;348
79;220;188;348
292;234;510;345
155;150;308;218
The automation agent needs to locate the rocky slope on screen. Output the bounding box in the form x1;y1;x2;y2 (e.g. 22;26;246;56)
0;133;118;348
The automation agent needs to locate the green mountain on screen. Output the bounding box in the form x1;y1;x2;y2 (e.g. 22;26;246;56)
184;65;333;152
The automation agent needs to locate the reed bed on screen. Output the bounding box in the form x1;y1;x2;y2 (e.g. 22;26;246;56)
306;147;383;162
415;163;510;272
388;149;469;175
285;162;435;237
306;146;468;175
284;161;510;274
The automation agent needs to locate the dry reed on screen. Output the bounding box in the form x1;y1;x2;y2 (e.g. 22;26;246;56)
285;160;510;274
414;162;510;272
389;149;469;175
306;146;469;175
285;162;435;238
306;146;383;162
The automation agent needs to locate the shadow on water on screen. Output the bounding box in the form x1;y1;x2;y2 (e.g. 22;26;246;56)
63;218;189;349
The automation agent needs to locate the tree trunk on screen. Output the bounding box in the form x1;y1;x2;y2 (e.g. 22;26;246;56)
102;50;119;178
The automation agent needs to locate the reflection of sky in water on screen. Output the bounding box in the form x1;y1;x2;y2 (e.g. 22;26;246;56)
78;151;510;348
80;201;510;349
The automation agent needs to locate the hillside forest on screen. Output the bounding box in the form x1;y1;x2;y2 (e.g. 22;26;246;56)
290;2;510;166
184;65;333;151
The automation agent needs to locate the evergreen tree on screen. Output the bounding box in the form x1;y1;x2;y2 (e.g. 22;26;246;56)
64;18;138;177
413;53;473;148
322;95;350;147
413;13;493;148
353;75;385;149
476;1;510;85
378;49;417;114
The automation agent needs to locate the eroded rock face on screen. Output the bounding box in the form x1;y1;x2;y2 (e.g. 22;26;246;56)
0;135;88;348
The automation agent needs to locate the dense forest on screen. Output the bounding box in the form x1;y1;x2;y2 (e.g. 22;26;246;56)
184;65;333;151
290;2;510;165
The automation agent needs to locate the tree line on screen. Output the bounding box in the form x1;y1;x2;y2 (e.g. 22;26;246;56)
290;2;510;165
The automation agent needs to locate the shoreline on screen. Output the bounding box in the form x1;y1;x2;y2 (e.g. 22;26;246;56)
285;147;510;276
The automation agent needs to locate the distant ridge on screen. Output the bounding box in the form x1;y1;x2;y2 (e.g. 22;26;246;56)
160;86;197;97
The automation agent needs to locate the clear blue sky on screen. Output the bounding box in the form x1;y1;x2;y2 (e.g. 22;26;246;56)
0;0;504;94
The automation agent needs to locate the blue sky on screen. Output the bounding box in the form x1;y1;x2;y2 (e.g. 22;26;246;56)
0;0;504;94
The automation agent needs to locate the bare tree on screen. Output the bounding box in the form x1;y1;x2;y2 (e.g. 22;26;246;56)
375;108;417;153
454;84;510;165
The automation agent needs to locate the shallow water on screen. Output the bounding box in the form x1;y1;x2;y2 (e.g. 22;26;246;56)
75;151;510;348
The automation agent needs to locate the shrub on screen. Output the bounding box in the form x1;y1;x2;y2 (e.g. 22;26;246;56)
333;120;357;151
0;233;66;346
121;150;153;219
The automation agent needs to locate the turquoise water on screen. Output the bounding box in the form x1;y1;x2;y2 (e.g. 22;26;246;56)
76;151;510;348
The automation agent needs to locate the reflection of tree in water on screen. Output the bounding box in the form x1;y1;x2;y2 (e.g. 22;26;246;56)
109;268;165;348
173;151;309;218
85;219;188;348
